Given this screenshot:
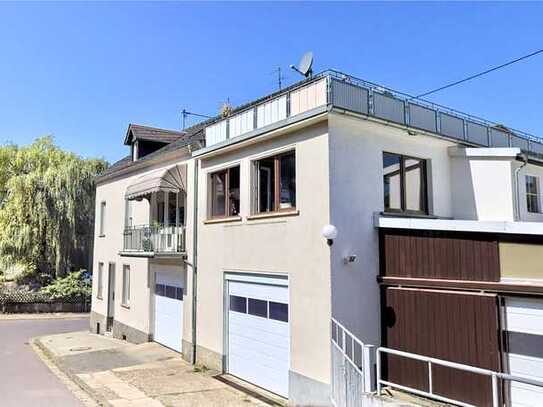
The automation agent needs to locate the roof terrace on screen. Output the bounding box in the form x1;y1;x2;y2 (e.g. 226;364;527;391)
196;69;543;159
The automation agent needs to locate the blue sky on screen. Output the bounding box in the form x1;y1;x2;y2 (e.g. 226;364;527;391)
1;2;542;163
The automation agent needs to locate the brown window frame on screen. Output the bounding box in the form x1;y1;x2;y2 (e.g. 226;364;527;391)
209;166;240;219
253;150;296;215
383;152;428;215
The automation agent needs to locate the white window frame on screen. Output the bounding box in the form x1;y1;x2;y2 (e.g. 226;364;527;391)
122;264;130;307
526;175;541;214
97;262;104;300
99;201;106;236
124;199;133;228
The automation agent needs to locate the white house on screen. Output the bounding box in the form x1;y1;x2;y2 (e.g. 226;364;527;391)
91;71;543;406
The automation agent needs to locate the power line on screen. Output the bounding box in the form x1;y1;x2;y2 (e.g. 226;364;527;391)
413;48;543;100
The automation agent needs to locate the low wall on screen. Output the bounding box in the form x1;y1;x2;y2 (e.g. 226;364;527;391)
1;301;90;314
0;291;90;314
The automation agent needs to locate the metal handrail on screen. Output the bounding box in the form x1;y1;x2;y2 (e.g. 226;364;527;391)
204;69;543;156
331;318;365;375
323;69;543;144
122;224;185;253
331;318;375;407
376;346;543;407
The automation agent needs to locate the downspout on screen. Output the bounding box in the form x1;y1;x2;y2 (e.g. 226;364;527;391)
514;153;528;221
190;157;199;364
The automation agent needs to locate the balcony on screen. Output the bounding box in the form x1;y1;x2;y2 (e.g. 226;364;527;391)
121;224;186;257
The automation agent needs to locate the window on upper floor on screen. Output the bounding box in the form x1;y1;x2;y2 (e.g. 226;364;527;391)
97;262;104;299
526;175;540;213
209;166;240;218
253;150;296;214
99;201;106;236
383;152;428;214
167;191;185;225
154;191;185;226
122;265;130;306
124;200;133;228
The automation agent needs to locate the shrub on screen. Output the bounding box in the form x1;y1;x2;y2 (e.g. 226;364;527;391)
40;270;91;299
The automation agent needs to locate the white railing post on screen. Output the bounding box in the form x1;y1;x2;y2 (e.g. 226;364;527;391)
363;344;375;392
428;361;433;395
376;349;382;396
342;326;347;405
491;374;499;407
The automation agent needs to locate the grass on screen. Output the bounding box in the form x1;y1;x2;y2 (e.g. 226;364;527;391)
192;364;209;373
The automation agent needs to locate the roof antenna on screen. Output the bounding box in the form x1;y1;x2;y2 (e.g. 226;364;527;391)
181;109;212;130
272;67;285;90
290;51;314;78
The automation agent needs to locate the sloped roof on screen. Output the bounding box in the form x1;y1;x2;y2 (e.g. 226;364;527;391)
124;124;186;145
99;155;133;177
98;124;205;180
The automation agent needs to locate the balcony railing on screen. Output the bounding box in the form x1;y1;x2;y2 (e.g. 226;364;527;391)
203;69;543;159
122;224;185;256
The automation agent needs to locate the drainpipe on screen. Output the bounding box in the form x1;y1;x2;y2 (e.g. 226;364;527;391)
190;157;199;364
514;153;528;221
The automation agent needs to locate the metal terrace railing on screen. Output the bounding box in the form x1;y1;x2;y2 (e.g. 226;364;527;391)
376;347;543;407
122;224;185;255
330;318;375;407
325;69;543;156
203;69;543;159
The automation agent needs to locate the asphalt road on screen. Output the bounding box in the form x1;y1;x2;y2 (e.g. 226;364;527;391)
0;317;89;407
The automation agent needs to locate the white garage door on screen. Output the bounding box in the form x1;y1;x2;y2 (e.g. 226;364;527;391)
504;297;543;406
154;271;183;352
227;277;289;397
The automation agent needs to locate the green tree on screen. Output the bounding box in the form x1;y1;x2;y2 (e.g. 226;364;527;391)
0;137;107;279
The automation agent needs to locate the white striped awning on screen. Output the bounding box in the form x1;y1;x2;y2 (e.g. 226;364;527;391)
125;164;187;200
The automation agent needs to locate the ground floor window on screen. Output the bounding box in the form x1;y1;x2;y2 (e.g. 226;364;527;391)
97;262;104;299
122;265;130;306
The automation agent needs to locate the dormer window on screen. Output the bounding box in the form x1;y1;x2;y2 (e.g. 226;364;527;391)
124;124;185;162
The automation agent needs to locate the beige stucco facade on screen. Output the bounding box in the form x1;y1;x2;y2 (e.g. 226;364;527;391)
328;114;456;346
90;102;543;406
91;151;195;349
195;119;332;403
500;242;543;281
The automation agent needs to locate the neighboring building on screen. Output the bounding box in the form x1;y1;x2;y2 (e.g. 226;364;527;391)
91;71;543;406
91;123;203;354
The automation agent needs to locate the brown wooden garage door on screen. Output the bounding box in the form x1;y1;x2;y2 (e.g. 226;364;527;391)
382;287;501;406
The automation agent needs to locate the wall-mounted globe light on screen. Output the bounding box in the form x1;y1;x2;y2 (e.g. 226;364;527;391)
321;224;338;246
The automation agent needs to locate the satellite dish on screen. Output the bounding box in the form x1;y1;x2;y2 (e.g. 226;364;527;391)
290;51;314;78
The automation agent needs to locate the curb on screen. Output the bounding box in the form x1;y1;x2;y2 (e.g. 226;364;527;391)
0;312;90;321
32;336;108;407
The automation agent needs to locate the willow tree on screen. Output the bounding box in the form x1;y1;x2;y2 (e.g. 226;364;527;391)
0;137;107;279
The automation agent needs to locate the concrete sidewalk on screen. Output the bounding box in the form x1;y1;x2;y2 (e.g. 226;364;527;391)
0;312;90;320
34;331;286;407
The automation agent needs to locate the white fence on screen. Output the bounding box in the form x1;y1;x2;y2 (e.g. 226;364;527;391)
376;346;543;407
331;318;375;407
